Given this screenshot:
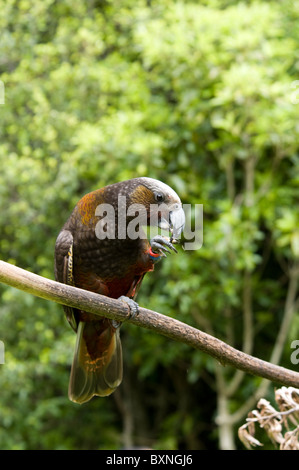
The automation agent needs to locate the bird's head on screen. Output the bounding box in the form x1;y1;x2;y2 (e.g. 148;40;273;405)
129;177;185;241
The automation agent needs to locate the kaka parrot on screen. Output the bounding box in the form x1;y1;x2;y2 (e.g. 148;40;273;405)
54;177;185;404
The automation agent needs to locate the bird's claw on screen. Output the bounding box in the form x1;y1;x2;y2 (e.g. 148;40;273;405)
118;295;139;321
150;235;178;258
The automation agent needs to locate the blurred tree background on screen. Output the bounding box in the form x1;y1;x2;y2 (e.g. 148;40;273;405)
0;0;298;450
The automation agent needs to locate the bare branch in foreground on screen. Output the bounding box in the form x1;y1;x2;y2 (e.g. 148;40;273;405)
0;260;299;388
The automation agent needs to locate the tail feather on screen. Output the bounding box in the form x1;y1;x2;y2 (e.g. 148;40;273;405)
69;320;122;404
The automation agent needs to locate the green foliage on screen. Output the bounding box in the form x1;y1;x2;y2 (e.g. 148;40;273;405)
0;0;298;450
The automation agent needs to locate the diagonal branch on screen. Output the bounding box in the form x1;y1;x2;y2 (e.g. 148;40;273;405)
0;260;299;388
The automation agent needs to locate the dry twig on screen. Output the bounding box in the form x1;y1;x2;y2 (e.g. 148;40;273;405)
238;387;299;450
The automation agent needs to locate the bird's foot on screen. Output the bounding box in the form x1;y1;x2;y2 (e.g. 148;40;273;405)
118;295;139;321
150;235;178;258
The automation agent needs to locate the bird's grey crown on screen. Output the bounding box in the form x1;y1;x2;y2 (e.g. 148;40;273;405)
138;177;181;204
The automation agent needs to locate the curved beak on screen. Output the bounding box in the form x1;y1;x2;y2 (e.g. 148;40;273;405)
169;206;185;240
158;205;185;240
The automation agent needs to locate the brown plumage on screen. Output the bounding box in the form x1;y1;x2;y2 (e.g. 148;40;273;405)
54;177;184;404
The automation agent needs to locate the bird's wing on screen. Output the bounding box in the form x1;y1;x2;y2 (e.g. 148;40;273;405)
54;229;78;331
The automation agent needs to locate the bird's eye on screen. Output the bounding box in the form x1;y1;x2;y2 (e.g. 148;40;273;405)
155;192;165;203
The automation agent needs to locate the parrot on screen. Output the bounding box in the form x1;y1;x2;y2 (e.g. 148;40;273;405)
54;177;185;404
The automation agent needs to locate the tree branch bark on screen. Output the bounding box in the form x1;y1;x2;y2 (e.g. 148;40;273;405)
0;260;299;388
